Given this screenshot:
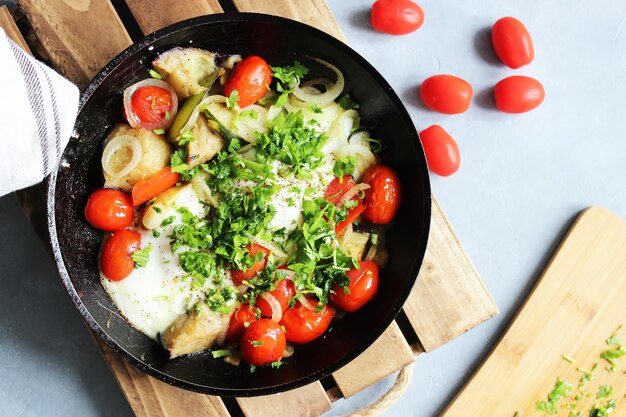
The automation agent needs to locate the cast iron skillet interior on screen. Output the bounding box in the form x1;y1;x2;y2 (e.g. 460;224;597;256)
47;13;431;396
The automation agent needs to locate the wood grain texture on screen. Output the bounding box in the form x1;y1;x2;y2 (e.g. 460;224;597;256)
237;382;332;417
404;198;499;351
443;206;626;416
125;0;223;34
18;0;132;87
332;321;415;398
0;6;31;53
231;0;349;43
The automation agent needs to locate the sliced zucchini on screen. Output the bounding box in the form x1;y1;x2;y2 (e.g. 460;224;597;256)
168;92;206;142
340;231;370;261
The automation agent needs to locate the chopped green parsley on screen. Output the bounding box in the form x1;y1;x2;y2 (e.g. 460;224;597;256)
131;244;152;268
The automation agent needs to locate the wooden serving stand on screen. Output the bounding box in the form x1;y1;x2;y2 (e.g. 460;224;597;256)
1;1;498;416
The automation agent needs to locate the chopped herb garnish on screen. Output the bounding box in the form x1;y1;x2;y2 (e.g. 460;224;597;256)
131;244;153;268
161;216;175;227
148;69;163;80
370;233;379;245
338;94;359;110
271;361;284;369
590;400;617;417
596;384;613;399
267;61;309;106
562;354;576;364
600;346;626;365
211;349;231;359
226;89;239;108
152;205;162;214
333;155;358;179
178;130;195;146
309;103;323;113
251;340;263;347
249;364;256;373
535;379;573;415
606;325;622;346
152;229;160;238
153;128;165;135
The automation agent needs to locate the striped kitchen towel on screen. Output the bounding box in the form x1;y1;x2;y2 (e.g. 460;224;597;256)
0;28;79;197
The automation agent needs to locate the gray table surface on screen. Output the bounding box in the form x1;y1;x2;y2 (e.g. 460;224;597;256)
2;1;626;416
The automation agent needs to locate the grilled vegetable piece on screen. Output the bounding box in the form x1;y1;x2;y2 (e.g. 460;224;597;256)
152;47;239;99
168;92;206;141
162;303;229;358
340;230;370;260
141;184;190;229
102;124;171;192
186;114;226;168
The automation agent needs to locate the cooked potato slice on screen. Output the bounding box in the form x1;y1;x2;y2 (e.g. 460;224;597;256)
102;124;171;192
187;115;225;168
162;303;229;358
141;184;190;229
152;48;232;99
340;231;370;261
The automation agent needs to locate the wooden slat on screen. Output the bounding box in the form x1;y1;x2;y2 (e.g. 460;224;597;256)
18;0;132;87
232;0;348;44
97;339;230;417
444;207;626;416
332;321;415;398
237;382;332;417
0;6;31;53
404;199;499;351
125;0;223;35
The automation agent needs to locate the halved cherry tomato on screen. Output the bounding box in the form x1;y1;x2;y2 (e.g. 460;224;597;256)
130;86;174;127
336;201;366;235
240;319;286;366
494;76;545;114
420;75;473;114
231;243;271;285
224;56;272;108
331;261;379;312
131;166;180;206
84;188;133;231
492;17;534;69
225;304;259;345
256;277;296;318
371;0;424;35
101;230;141;282
324;176;356;205
280;299;334;344
361;165;401;224
419;125;460;177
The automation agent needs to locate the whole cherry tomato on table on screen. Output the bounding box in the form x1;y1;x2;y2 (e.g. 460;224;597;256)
84;188;133;231
492;17;534;69
420;75;473;114
494;76;545;114
361;165;401;225
231;243;271;285
240;319;286;366
256;276;296;318
101;230;141;282
224;56;272;108
280;299;334;344
419;125;460;177
371;0;424;35
225;304;259;345
331;261;379;313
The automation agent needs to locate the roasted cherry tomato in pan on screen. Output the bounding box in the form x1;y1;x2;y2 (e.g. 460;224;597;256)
224;56;273;108
494;76;545;113
84;188;133;231
280;300;334;344
419;125;461;177
240;319;286;366
225;304;259;345
100;230;141;282
256;276;296;318
371;0;425;35
231;243;271;285
420;75;473;114
492;17;534;69
361;165;401;224
331;261;379;313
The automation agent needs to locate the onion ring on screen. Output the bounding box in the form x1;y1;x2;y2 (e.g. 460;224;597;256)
263;292;283;323
101;134;143;179
293;58;344;105
123;79;178;130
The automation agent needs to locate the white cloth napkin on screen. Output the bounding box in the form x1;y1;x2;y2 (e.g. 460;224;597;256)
0;28;79;197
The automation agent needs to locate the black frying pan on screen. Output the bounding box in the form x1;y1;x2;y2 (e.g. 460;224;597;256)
47;13;431;396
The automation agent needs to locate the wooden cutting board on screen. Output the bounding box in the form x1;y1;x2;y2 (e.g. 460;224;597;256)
444;206;626;416
3;1;498;416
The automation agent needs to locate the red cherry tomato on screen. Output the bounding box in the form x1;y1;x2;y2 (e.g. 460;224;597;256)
240;319;286;366
371;0;424;35
280;300;333;344
225;304;258;345
130;86;173;126
419;125;461;177
84;188;133;231
331;261;379;312
256;277;296;318
324;176;356;205
224;56;272;108
494;76;545;114
492;17;534;69
101;230;141;281
361;165;401;225
231;243;271;285
420;75;473;114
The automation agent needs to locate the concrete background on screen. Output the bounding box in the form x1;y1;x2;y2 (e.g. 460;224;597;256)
1;0;626;416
